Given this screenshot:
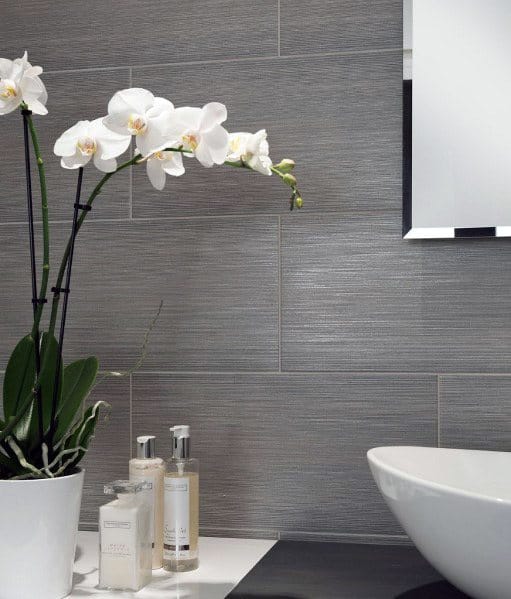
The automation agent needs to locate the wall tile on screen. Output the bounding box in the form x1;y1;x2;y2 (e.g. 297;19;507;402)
280;0;402;55
0;217;278;371
132;52;401;217
0;1;278;71
79;376;131;526
132;373;437;536
282;212;511;373
0;70;130;223
439;376;511;451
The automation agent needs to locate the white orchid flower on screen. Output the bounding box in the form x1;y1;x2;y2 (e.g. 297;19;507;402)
172;102;229;168
227;129;272;176
146;150;185;190
104;88;174;157
53;118;131;173
0;51;48;116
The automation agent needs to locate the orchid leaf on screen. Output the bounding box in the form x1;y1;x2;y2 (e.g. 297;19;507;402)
3;335;36;440
54;357;98;443
28;333;62;440
63;400;109;472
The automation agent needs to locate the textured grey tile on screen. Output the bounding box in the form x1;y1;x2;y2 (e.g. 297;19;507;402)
280;0;402;55
439;376;511;451
0;70;130;223
279;530;410;545
0;217;278;371
132;52;401;217
0;1;278;71
282;213;511;373
79;376;131;526
132;373;437;536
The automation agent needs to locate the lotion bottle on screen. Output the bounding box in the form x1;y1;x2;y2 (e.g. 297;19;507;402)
98;480;152;591
163;425;199;572
129;435;164;569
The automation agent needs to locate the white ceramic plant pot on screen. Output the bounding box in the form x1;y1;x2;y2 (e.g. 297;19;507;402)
0;468;84;599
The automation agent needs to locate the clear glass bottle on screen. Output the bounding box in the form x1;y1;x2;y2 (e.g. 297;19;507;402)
163;425;199;572
129;435;164;569
99;480;152;591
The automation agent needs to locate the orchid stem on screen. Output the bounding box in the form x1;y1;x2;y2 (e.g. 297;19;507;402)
22;107;48;446
47;167;84;452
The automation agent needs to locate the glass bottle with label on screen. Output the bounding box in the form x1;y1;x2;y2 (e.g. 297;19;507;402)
163;425;199;572
98;480;152;591
129;435;164;569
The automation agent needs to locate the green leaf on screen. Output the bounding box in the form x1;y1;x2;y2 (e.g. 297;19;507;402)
0;450;25;477
28;333;62;440
54;357;99;443
63;400;109;472
3;335;36;440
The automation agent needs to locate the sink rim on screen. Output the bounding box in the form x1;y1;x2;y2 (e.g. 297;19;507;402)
367;445;511;507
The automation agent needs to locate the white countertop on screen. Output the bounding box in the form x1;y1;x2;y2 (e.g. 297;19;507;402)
68;531;275;598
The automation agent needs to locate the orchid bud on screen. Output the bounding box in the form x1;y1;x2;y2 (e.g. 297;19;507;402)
282;173;297;187
295;196;303;209
276;159;295;173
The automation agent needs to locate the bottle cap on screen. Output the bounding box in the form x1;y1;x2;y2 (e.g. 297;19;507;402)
104;480;148;495
136;435;156;459
170;425;191;459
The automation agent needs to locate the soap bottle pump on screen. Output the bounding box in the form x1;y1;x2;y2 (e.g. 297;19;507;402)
163;425;199;572
129;435;164;569
98;480;152;591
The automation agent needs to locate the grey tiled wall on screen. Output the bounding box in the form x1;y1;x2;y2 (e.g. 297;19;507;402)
0;1;508;540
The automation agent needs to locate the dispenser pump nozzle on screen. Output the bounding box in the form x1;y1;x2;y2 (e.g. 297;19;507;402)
170;425;191;459
136;435;156;459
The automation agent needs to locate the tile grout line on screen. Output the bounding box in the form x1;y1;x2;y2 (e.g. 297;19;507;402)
0;208;403;227
437;375;441;447
277;0;281;57
43;47;403;75
129;373;133;457
278;215;282;372
128;67;133;220
0;370;510;377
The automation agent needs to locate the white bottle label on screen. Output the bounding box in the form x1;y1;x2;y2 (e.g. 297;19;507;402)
99;511;138;590
164;477;190;559
130;474;155;546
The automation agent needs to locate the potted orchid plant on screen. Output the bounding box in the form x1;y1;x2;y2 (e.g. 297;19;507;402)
0;52;302;599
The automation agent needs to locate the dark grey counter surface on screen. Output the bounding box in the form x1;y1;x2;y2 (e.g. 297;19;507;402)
228;541;469;599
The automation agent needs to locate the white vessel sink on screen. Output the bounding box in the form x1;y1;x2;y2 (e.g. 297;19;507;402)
368;446;511;599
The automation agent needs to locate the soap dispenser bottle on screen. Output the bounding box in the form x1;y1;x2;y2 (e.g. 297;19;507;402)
98;480;152;592
163;425;199;572
129;435;164;569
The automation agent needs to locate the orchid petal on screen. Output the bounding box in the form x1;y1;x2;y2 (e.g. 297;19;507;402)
173;106;202;130
93;153;117;173
0;58;13;78
61;152;90;169
201;125;229;164
27;99;48;115
90;118;131;159
0;96;21;115
200;102;227;130
97;134;131;160
147;159;166;190
136;111;171;157
162;153;185;176
147;96;174;118
194;141;214;168
108;88;154;118
54;121;89;157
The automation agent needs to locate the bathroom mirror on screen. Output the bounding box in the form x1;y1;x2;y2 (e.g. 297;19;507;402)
403;0;511;239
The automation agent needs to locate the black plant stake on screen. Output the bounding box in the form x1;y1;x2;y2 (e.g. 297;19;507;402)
47;167;84;452
22;108;44;443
